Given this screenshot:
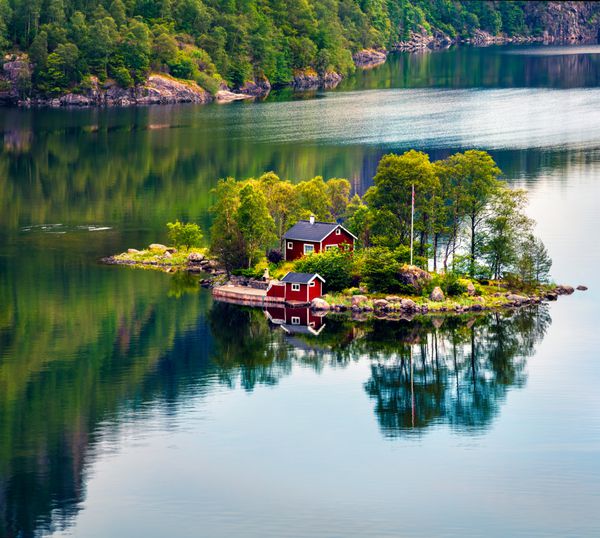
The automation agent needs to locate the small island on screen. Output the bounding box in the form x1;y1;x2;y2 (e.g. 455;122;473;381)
104;149;586;318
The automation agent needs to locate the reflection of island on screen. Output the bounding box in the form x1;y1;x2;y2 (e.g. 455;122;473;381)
0;276;551;536
363;308;551;436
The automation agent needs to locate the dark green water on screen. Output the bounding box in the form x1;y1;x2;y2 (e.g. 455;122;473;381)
1;45;599;537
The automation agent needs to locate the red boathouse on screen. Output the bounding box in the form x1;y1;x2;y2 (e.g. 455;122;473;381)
266;272;325;304
283;215;356;261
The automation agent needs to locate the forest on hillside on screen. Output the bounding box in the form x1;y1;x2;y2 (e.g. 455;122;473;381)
1;1;599;96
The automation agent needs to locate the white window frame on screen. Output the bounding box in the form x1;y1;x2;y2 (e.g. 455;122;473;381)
335;228;341;235
309;281;315;287
287;241;293;249
291;316;301;325
303;244;315;255
291;283;301;292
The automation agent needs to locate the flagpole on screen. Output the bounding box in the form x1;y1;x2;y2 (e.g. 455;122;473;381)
410;183;414;266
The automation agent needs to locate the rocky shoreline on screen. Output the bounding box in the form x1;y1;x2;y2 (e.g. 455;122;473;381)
101;247;586;318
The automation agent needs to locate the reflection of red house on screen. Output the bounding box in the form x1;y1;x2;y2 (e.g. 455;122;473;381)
265;305;326;336
283;215;356;261
266;272;325;304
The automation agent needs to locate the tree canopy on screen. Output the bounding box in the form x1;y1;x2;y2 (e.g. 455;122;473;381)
1;1;588;95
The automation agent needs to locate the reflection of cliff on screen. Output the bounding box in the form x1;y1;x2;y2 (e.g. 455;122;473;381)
363;308;551;437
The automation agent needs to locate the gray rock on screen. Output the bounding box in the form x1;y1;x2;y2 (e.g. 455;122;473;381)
311;298;330;311
556;285;575;295
466;282;476;296
385;295;401;303
576;285;588;291
373;299;389;310
351;295;368;306
127;248;140;254
397;265;432;294
430;286;445;302
506;294;528;303
149;243;168;251
400;298;418;311
188;252;205;263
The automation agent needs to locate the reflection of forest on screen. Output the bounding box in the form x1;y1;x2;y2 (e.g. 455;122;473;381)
342;47;600;91
0;269;550;536
2;105;598;236
362;309;551;436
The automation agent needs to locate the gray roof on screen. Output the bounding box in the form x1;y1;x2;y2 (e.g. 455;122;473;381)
280;272;325;284
284;220;348;242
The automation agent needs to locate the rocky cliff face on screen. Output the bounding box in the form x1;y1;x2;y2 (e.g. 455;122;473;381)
394;1;600;51
525;2;600;43
19;74;212;107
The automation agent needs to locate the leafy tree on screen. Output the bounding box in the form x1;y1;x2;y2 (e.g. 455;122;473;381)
236;183;276;268
257;172;301;249
210;178;245;275
326;177;351;220
440;150;502;277
516;234;552;285
296;176;331;221
42;43;82;92
166;220;203;250
120;19;151;83
366;150;439;248
482;187;532;280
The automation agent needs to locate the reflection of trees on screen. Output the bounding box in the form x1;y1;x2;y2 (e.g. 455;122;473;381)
0;107;367;233
0;274;550;536
364;307;551;437
342;48;600;91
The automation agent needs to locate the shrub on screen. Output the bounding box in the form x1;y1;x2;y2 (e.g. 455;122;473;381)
112;66;134;88
166;220;203;250
267;249;283;264
294;247;353;291
360;247;401;293
196;71;220;95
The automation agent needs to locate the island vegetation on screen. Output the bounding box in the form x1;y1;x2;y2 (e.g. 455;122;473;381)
2;1;599;101
107;148;579;315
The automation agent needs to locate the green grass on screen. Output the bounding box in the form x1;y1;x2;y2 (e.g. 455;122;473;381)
113;246;208;271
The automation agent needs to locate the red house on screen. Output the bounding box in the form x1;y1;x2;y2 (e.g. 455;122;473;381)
283;215;357;261
266;272;325;304
265;305;326;336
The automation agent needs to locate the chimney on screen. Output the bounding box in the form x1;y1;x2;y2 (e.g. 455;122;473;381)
309;214;315;225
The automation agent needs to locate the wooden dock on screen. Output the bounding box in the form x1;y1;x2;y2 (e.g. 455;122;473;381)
212;284;311;307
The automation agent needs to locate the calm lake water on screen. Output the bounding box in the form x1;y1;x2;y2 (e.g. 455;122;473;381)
1;45;600;537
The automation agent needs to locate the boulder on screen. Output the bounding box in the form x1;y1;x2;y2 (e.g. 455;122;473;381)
311;298;330;311
556;285;575;295
373;299;389;310
506;293;528;304
188;252;205;263
127;248;140;254
353;49;388;68
576;285;588;291
397;265;432;294
149;243;168;252
385;295;401;303
163;251;173;259
400;298;418;312
546;292;558;301
430;286;445;302
351;295;368;306
466;282;476;296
